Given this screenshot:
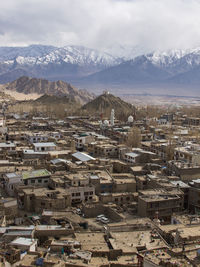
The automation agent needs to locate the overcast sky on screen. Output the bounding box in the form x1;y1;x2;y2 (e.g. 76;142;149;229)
1;0;200;55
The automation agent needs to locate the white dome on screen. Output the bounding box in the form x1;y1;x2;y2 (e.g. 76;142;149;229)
103;120;109;126
128;115;134;122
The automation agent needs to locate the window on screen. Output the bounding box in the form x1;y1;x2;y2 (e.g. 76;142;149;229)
44;180;48;183
31;180;35;184
76;192;80;196
38;179;42;183
84;192;89;196
41;202;45;206
90;191;93;195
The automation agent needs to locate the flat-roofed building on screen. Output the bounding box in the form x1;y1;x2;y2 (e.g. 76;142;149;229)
17;187;71;212
26;133;48;144
0;142;16;151
124;152;139;163
21;169;51;186
138;189;184;222
33;142;56;152
69;186;95;204
10;237;37;252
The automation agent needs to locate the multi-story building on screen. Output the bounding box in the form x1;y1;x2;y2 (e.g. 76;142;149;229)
17;187;71;212
26;133;48;144
138;189;184;221
69;186;95;204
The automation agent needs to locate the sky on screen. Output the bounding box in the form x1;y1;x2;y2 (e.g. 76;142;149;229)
1;0;200;55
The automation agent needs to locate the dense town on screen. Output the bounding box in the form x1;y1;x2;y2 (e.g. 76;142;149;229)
0;92;200;266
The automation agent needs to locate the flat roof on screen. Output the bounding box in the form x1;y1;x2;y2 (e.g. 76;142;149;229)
110;230;167;253
21;169;51;180
5;173;20;179
72;152;95;162
35;225;67;230
75;232;109;252
33;142;56;147
171;180;190;188
0;142;15;147
11;237;36;246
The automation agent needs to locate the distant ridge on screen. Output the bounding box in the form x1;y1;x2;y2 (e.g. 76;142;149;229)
3;76;94;104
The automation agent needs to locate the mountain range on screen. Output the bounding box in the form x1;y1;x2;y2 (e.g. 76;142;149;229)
1;45;200;95
3;76;94;104
0;45;122;84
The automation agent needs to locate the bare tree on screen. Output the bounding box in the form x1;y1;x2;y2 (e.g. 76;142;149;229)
126;127;141;148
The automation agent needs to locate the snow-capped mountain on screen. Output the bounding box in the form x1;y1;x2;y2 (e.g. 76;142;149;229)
145;48;200;74
0;44;121;67
0;44;123;83
1;44;200;96
77;47;200;96
0;45;56;61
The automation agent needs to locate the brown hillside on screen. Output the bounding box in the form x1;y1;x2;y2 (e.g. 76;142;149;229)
81;92;135;120
3;76;94;104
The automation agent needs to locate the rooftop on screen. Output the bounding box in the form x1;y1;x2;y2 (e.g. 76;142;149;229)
72;152;95;162
33;142;56;147
11;237;36;246
21;169;51;180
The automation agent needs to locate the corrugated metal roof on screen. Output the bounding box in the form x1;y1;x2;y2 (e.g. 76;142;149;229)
72;152;95;162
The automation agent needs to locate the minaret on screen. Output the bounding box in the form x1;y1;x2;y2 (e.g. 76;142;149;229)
110;109;115;126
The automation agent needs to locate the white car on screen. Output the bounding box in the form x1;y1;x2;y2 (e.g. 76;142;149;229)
100;217;109;224
96;214;105;221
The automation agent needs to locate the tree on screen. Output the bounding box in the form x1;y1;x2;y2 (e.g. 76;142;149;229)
126;127;141;148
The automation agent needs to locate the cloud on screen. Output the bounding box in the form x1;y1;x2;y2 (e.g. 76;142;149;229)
0;0;200;55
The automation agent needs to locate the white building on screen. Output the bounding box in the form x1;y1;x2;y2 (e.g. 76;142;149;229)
110;109;115;126
10;237;37;252
33;142;56;152
0;142;16;151
124;152;139;163
74;135;95;150
26;133;48;144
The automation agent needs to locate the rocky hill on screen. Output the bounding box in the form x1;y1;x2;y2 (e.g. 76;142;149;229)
81;92;135;120
34;94;78;105
3;76;94;104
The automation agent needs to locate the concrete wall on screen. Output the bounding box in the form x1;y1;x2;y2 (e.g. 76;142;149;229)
82;204;123;222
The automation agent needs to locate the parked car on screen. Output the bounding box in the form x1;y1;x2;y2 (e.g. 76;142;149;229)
100;217;109;224
96;214;105;221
